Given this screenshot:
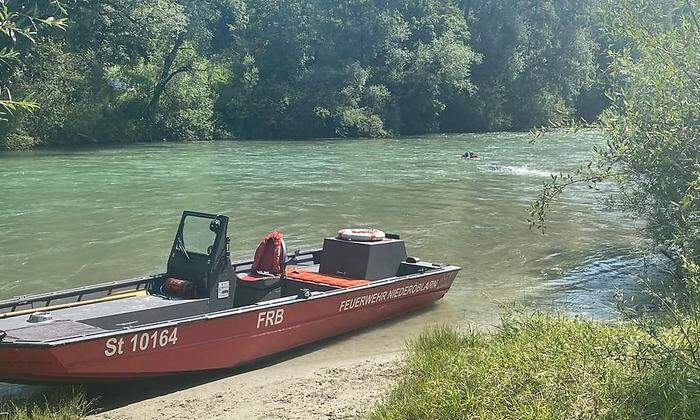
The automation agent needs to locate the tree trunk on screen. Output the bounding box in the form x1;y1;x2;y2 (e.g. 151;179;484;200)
144;32;187;124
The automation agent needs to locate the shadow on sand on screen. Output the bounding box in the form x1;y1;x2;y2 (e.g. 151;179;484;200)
77;303;437;413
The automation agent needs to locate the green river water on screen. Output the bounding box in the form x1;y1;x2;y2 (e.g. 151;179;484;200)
0;132;659;395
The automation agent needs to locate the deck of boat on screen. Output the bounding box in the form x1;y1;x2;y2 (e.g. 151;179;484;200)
0;294;205;344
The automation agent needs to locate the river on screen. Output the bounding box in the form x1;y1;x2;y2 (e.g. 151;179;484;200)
0;131;658;397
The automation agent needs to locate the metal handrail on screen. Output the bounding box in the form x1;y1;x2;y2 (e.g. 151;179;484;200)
231;248;320;271
0;275;159;312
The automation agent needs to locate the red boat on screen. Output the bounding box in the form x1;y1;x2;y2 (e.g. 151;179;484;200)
0;211;460;383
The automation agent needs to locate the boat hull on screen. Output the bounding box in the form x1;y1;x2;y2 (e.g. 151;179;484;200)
0;269;458;383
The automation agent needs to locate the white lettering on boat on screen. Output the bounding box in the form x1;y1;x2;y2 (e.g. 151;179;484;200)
257;308;284;329
104;327;178;357
339;279;439;312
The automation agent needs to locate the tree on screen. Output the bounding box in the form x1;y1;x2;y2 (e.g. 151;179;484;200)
69;0;243;140
447;0;599;132
0;0;66;120
2;0;244;146
221;0;479;138
2;0;613;147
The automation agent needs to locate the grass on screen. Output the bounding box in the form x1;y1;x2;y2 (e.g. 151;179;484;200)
0;388;92;420
371;313;700;420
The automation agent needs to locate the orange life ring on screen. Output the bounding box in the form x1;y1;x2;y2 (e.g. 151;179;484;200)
337;228;385;242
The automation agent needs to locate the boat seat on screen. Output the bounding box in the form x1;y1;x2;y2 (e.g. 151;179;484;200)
235;272;281;306
233;230;286;306
284;267;369;289
238;272;278;282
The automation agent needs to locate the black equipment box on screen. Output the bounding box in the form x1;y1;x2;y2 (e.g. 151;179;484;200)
319;237;407;280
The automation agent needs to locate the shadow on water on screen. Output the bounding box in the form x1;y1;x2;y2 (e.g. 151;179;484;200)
524;249;673;320
0;304;436;412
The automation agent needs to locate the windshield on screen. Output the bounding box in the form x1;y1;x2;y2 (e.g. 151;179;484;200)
182;215;217;255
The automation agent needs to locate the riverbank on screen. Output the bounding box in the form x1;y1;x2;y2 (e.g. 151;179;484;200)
371;314;700;419
90;353;399;420
0;353;401;420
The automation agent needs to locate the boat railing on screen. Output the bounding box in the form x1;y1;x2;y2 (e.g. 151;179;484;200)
232;248;320;272
0;275;157;318
285;248;321;266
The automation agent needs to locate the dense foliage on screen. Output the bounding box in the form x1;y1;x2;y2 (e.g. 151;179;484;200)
531;0;699;289
0;0;66;126
600;0;699;286
448;0;603;132
0;0;606;148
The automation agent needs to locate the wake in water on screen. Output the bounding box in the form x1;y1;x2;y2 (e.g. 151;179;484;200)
482;163;553;177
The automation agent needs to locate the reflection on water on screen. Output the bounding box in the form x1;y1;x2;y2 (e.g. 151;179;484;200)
0;131;658;397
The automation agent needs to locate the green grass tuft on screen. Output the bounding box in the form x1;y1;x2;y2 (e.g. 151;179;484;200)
372;313;700;420
0;388;92;420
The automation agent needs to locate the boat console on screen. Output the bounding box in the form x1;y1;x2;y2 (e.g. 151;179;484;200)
158;211;236;312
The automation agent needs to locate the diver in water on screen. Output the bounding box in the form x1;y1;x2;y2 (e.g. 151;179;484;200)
487;162;503;171
462;151;479;159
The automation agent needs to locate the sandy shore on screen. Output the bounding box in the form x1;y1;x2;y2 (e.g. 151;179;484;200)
85;302;476;420
89;352;400;420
